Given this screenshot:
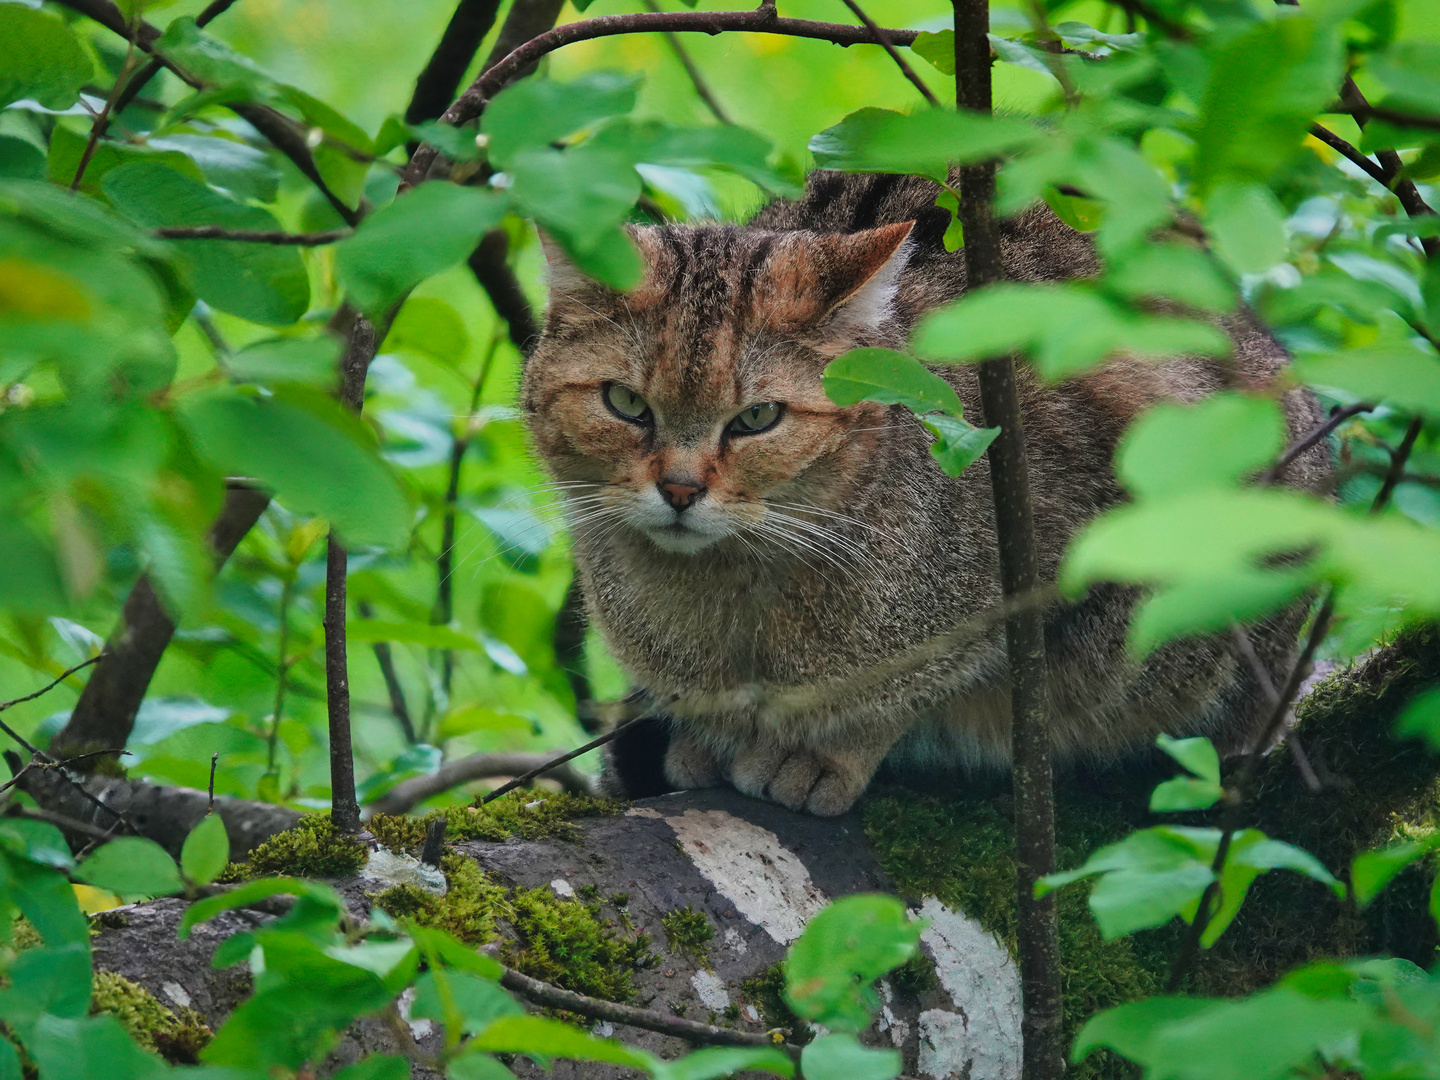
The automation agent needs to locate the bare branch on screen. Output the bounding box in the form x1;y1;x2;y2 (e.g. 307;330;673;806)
112;0;240;115
366;752;598;816
1309;123;1393;188
71;20;140;191
500;965;796;1052
0;656;102;726
406;0;507;125
1260;402;1372;485
154;226;351;245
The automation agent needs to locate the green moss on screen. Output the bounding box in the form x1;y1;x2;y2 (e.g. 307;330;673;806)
660;906;715;964
369;790;625;853
224;814;367;880
91;971;211;1062
739;961;807;1043
370;852;510;944
503;886;657;1002
891;950;939;995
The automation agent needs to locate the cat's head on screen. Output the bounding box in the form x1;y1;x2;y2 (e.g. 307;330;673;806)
523;221;914;556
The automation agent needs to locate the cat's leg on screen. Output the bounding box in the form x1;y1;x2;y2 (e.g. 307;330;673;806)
727;736;894;817
663;732;725;790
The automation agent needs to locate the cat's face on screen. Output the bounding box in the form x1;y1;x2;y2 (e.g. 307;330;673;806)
524;222;912;556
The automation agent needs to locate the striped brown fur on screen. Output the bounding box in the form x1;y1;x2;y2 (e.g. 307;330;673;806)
522;171;1330;816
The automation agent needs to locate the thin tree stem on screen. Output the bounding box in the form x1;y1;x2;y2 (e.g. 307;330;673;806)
642;0;733;123
266;574;294;774
836;0;938;106
436;334;499;696
70;22;139;191
323;314;377;834
952;2;1062;1077
154;226;351;244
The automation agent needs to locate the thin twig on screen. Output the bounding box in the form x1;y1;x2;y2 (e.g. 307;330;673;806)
478;713;656;805
640;0;733;123
208;753;219;813
436;333;500;696
368;752;598;816
0;656;103;723
155;226;352;245
1309;124;1392;189
837;0;938;105
1260;402;1372;484
112;0;240;116
500;966;796;1053
70;19;139;191
359;602;416;744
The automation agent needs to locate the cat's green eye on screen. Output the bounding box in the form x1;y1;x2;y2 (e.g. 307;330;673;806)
604;383;652;424
729;402;783;435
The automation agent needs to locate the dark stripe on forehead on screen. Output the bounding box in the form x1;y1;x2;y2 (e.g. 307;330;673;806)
735;233;776;321
851;173;902;231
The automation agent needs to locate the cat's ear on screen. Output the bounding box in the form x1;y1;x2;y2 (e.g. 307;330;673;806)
770;221;915;353
819;220;915;346
538;231;593;303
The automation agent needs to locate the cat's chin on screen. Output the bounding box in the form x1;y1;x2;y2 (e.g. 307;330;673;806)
641;524;723;555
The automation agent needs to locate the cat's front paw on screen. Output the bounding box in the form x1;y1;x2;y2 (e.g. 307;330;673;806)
663;733;724;790
728;743;874;817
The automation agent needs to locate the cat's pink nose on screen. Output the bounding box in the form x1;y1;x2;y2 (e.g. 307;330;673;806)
658;479;706;511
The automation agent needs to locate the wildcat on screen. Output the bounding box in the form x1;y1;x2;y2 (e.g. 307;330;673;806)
522;170;1331;817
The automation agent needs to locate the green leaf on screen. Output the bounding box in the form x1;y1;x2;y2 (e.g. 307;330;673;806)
1150;778;1224;813
1156;734;1221;783
921;414;999;477
28;1015;163;1080
104;162;309;326
822;349;964;417
179;876;345;937
74;836;185;898
383;296;470;364
334;182;508;315
1205;184;1289;275
0;818;75;871
1352;840;1433;906
1117;395;1286;499
1191;15;1345;193
7;854;88;946
482;71;642;169
799;1034;900;1080
411;970;521;1035
0;4;93;110
510;143;641;253
1293;346;1440;418
656;1047;795;1080
784;894;922;1032
915;283;1230;380
181;813;231;887
0;135;45;181
1072;997;1222;1065
333;1057;412;1080
47;123;207;199
348;620;487;652
447;1055;516;1080
1104;244;1235;312
910;30;956;75
148;133;282;203
809;108;1039;182
467;1015;660;1070
1395;686;1440;750
226;335;343;387
177;386;413;549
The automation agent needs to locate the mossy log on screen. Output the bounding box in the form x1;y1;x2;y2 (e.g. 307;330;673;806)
78;629;1440;1080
